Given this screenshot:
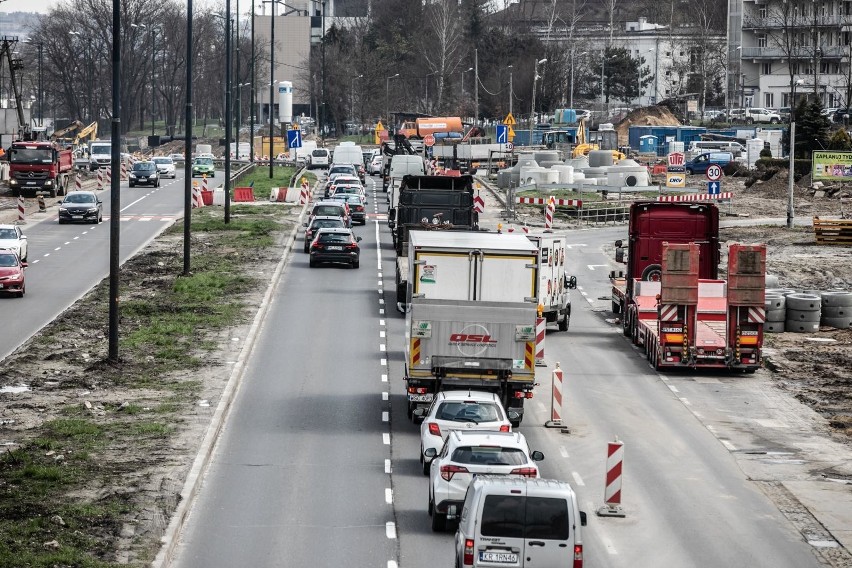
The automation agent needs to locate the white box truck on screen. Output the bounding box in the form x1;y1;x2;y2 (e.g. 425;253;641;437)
402;231;540;425
526;234;577;331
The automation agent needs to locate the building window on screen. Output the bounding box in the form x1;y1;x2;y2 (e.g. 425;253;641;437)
758;35;767;48
759;7;766;18
765;93;774;108
762;62;772;75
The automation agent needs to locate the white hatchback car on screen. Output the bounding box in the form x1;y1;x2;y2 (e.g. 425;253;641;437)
0;225;27;262
369;154;383;175
415;390;516;475
426;430;543;531
151;156;177;178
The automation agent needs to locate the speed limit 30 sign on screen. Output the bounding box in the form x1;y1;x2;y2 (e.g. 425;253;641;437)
706;164;723;181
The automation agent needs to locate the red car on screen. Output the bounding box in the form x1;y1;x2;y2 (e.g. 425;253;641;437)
0;249;27;297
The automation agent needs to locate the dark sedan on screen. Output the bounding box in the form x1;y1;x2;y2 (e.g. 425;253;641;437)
330;194;366;225
58;191;103;224
308;228;361;269
304;215;346;253
129;161;161;187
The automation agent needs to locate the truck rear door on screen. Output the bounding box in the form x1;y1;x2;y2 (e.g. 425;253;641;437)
478;251;537;302
413;252;475;300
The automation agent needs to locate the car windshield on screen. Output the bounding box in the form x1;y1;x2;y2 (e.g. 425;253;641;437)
313;205;343;216
312;149;328;157
0;254;18;267
63;193;96;204
330;166;354;175
194;157;213;165
450;446;528;466
153;158;172;165
0;228;18;239
318;233;352;244
311;219;344;230
436;401;501;423
10;147;52;164
134;163;155;171
343;195;361;204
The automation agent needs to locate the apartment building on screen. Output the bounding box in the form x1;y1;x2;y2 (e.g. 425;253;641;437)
738;0;852;109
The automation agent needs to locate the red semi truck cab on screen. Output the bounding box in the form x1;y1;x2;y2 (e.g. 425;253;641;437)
8;141;74;197
610;201;765;371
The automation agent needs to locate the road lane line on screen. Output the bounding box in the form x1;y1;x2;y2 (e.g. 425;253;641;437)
385;488;393;504
381;358;387;366
379;319;385;326
681;398;691;405
380;330;386;338
382;392;389;401
383;433;390;445
385;459;392;474
379;308;385;315
668;385;679;393
380;344;386;352
388;561;398;568
381;374;388;382
382;411;389;422
54;247;61;251
571;472;585;486
378;272;383;278
64;241;70;245
386;522;396;539
559;446;569;458
721;440;737;451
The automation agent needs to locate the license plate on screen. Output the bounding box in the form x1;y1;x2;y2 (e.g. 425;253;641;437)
480;551;518;563
328;246;343;251
409;394;433;402
26;181;36;185
72;215;83;219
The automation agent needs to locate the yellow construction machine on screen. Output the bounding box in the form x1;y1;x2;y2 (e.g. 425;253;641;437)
570;118;625;162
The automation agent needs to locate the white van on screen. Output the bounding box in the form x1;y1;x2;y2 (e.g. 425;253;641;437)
387;155;426;208
307;147;329;169
688;140;745;157
331;142;364;167
454;476;587;568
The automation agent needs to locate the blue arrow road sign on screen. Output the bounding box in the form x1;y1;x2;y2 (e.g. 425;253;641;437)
287;129;302;149
496;124;508;144
708;181;720;195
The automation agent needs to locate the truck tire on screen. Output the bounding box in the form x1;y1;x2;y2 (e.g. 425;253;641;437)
430;501;446;532
641;264;662;282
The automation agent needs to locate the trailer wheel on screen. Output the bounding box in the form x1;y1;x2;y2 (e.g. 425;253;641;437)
612;300;621;314
558;312;569;331
641;264;662;282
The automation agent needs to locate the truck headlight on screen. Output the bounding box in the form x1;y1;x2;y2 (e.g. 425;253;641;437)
9;179;17;185
44;180;53;187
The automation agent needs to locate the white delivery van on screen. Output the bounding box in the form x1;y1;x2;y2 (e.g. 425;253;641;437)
387;155;426;207
687;140;745;157
331;142;364;167
454;476;587;568
308;147;330;169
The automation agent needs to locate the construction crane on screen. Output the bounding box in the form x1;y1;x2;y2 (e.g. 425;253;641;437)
0;35;32;140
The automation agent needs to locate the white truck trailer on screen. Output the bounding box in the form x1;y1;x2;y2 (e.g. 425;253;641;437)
402;231;540;426
526;234;577;331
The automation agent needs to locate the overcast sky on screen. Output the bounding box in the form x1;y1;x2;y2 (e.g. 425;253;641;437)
0;0;55;14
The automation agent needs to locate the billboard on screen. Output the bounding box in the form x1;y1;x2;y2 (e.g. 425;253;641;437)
812;151;852;181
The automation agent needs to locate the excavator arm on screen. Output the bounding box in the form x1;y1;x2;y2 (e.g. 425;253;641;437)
51;120;85;142
72;122;98;145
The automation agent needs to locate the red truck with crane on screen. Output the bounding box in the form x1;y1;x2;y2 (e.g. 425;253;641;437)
610;201;766;371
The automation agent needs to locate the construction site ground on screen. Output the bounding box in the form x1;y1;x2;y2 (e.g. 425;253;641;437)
0;164;849;566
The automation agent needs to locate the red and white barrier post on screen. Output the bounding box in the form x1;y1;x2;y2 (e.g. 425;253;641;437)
106;168;112;187
597;438;626;517
299;179;310;205
191;182;200;208
120;161;128;181
75;172;82;192
97;168;104;190
16;195;26;224
202;175;209;193
535;314;546;367
544;362;564;429
544;196;555;229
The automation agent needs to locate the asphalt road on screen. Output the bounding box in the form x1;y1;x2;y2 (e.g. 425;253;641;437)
169;173;825;567
0;169;208;361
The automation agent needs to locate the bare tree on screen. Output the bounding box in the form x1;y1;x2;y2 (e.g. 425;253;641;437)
420;0;466;113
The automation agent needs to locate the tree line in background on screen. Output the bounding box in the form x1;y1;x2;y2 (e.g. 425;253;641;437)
14;0;727;138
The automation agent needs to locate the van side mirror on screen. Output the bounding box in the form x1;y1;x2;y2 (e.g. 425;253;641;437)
580;511;587;526
507;410;520;421
614;240;622;248
356;236;362;242
424;447;437;458
530;450;544;461
615;247;625;264
566;275;577;289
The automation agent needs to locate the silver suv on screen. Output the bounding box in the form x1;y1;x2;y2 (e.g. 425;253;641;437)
745;107;781;124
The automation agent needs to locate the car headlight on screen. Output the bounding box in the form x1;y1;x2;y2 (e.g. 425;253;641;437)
88;207;99;212
130;173;137;178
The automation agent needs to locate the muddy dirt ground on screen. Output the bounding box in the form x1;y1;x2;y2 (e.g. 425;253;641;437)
0;170;850;564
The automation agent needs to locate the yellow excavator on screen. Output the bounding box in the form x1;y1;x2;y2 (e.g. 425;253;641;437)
50;120;84;146
73;121;98;146
571;117;625;162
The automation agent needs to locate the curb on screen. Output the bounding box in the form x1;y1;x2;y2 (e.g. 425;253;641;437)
151;195;309;568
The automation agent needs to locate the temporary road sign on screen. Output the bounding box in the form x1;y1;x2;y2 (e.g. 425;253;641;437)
286;129;302;148
423;134;435;147
706;164;723;181
507;126;516;140
375;121;385;132
507;142;514;151
496;124;508;144
707;181;721;195
503;112;516;126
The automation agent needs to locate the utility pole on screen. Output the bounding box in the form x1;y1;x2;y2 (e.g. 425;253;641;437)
250;0;255;161
269;0;275;178
225;1;232;223
108;0;121;362
183;0;194;276
235;0;241;160
474;48;479;127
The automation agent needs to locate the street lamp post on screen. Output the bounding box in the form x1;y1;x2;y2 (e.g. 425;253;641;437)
224;1;232;223
507;64;513;116
529;58;547;144
460;66;473;116
351;74;363;123
250;0;255;161
569;51;587;110
788;78;804;229
24;40;42;126
150;27;159;136
386;73;399;129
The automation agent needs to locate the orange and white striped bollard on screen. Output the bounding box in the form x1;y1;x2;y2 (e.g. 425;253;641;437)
97;168;104;190
16;196;26;224
597;438;626;517
75;172;82;191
